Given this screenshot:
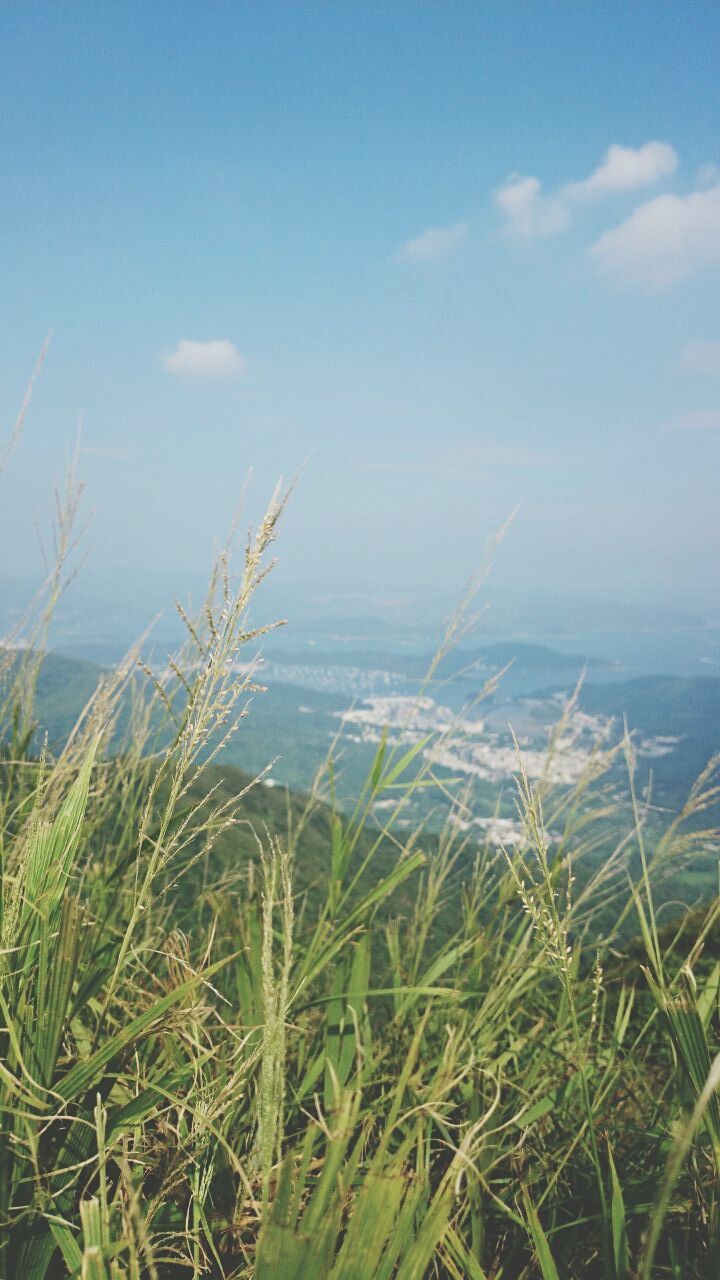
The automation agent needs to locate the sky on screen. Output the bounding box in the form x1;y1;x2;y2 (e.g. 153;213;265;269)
1;1;719;615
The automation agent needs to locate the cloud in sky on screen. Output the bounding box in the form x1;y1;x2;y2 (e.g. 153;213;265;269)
682;342;720;375
163;339;247;378
590;183;720;286
566;141;677;200
665;409;720;431
495;140;678;237
697;162;720;189
494;176;569;237
397;221;469;262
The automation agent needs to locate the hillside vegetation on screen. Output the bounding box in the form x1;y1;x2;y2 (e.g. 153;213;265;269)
2;479;720;1280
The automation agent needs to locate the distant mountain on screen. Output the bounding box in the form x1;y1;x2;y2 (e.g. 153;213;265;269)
579;675;720;809
580;675;720;739
1;650;103;747
262;641;609;680
464;642;611;673
6;650;719;825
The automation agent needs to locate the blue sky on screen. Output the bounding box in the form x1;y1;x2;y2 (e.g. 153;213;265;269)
1;2;719;610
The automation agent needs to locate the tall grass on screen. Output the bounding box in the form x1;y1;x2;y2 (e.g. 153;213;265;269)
1;376;719;1277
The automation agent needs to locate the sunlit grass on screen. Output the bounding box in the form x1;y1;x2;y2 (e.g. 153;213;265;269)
1;369;719;1277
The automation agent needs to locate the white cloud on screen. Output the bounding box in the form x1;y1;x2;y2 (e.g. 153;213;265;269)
163;339;247;379
494;176;569;237
397;221;469;262
565;141;677;201
590;183;720;286
665;409;720;431
696;161;720;189
496;140;677;238
682;342;720;375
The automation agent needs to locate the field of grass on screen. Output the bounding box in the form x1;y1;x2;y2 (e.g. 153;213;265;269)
2;475;720;1279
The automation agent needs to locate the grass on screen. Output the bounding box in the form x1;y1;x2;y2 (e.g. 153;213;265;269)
1;394;720;1276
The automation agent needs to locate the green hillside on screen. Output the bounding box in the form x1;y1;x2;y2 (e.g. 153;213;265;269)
2;617;720;1277
580;675;720;809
